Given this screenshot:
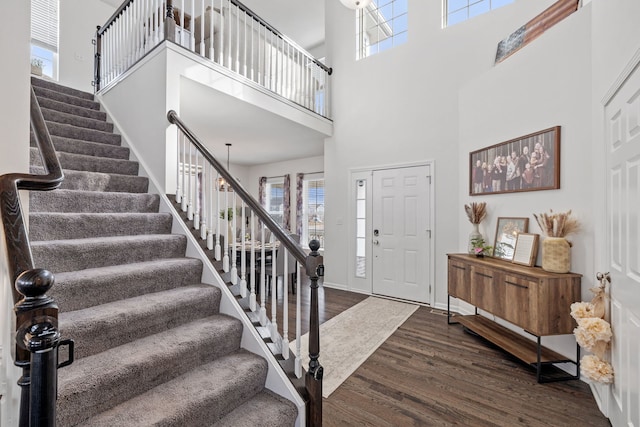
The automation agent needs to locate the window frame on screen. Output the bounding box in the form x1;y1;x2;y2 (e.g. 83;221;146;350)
357;0;408;60
443;0;514;28
265;176;286;228
301;173;324;250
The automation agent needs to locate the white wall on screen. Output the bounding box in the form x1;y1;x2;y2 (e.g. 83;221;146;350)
59;0;115;92
0;1;30;424
458;5;592;357
323;0;559;297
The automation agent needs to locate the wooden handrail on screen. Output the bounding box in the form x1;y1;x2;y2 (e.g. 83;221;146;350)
1;87;64;301
167;110;307;266
0;85;66;427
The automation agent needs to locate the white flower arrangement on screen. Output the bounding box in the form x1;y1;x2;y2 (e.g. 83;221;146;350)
573;273;614;384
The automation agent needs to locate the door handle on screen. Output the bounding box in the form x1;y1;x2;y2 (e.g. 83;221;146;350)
373;240;379;245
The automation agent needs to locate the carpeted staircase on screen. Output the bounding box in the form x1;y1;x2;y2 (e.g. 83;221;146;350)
28;76;297;426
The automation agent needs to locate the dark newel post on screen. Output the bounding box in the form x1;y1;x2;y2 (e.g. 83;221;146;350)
14;269;71;427
93;26;102;92
164;0;176;43
305;239;323;426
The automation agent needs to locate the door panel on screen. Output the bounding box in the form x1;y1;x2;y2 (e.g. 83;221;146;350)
372;165;430;302
606;61;640;427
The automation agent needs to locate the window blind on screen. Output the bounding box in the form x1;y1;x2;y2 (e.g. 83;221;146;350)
31;0;59;52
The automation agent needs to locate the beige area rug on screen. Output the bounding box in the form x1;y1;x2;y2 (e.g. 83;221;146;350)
290;296;419;398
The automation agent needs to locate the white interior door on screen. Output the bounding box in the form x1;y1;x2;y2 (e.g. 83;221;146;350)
605;61;640;427
372;165;430;303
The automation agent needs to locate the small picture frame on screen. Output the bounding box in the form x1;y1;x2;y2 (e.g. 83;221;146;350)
511;233;540;267
493;217;529;261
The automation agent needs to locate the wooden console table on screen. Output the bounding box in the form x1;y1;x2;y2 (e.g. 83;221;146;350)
446;253;582;382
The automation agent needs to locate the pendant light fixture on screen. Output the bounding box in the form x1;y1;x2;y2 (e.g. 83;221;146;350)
339;0;372;9
218;143;233;192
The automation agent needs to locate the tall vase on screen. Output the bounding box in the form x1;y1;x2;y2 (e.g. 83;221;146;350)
468;223;482;254
542;237;571;273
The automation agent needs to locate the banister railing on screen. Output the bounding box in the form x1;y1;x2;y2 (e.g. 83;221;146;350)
1;87;74;426
94;0;332;119
167;110;323;425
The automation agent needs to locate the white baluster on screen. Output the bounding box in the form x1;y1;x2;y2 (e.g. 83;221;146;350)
239;202;247;297
190;0;195;50
199;0;205;55
230;191;238;284
249;211;256;311
295;262;302;378
181;135;188;211
152;0;159;46
259;223;267;326
187;142;193;220
235;3;239;72
175;129;181;203
282;248;290;359
270;240;279;349
219;0;225;67
215;172;221;260
242;10;247;77
200;155;207;239
194;150;200;230
250;16;254;82
226;0;232;68
207;163;214;249
222;180;229;272
209;0;214;60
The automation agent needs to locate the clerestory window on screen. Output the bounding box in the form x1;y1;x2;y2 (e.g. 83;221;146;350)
357;0;408;60
444;0;514;27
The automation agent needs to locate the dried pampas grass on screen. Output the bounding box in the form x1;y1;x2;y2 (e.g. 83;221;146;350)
464;202;487;224
533;209;580;237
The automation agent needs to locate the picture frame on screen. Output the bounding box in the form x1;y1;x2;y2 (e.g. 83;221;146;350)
511;233;540;267
493;217;529;261
469;126;561;196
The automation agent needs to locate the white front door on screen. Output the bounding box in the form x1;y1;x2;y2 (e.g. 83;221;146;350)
605;60;640;427
371;165;431;303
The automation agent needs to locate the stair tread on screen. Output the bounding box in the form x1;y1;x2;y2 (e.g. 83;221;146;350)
29;211;173;241
45;121;121;145
30;189;160;213
61;284;222;359
31;133;130;160
32;234;187;273
51;258;204;312
33;85;100;110
213;390;298;427
41;107;113;132
31;76;95;100
36;95;107;121
30;148;139;175
79;351;269;427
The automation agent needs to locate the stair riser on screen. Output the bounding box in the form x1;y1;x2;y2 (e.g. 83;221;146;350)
33;85;100;110
30;148;139;176
30;190;160;213
42;108;113;133
46;121;121;146
36;96;107;121
31;76;95;100
51;259;204;312
57;318;244;426
29;213;172;241
61;285;222;359
31;133;130;160
32;235;187;273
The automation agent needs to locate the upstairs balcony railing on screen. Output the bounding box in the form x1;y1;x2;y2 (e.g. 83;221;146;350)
94;0;332;119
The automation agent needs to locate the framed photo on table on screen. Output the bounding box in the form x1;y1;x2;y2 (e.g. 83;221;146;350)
512;233;539;267
493;217;529;261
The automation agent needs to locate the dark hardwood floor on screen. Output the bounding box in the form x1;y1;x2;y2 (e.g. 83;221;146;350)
267;279;610;426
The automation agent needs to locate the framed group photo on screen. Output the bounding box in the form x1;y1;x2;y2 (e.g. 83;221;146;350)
469;126;561;196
